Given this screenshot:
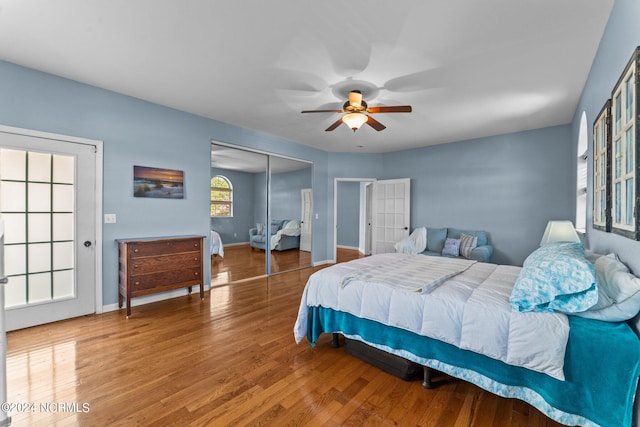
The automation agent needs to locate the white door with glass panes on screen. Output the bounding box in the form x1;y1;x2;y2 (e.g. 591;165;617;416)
0;127;99;331
371;178;410;254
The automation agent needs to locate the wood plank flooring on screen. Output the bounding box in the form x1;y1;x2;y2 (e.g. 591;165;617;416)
6;249;562;426
211;245;311;286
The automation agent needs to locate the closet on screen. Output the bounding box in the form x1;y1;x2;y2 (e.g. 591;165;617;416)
210;142;312;283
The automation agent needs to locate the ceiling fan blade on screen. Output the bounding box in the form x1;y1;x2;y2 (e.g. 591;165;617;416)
325;118;344;131
366;115;386;131
301;109;344;113
367;105;412;114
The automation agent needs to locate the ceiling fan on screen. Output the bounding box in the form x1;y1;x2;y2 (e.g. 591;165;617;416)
301;90;412;132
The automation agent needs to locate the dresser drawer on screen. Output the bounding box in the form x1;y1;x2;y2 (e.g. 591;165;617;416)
130;267;202;292
129;252;201;275
129;239;201;257
117;235;205;317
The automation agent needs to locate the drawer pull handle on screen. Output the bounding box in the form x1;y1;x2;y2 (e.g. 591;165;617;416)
135;281;140;285
133;264;138;268
194;272;199;276
134;248;139;253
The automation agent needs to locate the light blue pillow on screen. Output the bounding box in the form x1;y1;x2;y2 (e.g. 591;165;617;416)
270;223;280;235
442;238;460;257
577;252;640;321
510;242;597;313
426;227;448;253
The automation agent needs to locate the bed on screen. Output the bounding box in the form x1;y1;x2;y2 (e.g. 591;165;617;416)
294;245;640;427
210;230;224;257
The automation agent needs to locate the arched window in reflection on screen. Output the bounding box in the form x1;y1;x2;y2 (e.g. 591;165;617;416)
211;175;233;217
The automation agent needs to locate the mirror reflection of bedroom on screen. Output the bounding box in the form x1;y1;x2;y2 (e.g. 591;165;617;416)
210;143;312;285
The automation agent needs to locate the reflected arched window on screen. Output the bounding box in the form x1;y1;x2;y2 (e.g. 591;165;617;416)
211;175;233;217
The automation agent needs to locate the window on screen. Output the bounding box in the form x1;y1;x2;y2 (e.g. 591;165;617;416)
590;47;639;241
211;175;233;217
610;50;638;239
576;112;588;233
593;101;611;231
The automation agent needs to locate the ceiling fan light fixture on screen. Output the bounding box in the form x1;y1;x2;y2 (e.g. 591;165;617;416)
348;90;363;108
342;112;367;131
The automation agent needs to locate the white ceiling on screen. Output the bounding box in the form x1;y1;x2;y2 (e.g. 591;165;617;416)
0;0;613;153
211;144;311;173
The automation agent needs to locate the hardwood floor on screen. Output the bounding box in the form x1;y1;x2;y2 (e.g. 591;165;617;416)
211;244;312;286
6;249;561;426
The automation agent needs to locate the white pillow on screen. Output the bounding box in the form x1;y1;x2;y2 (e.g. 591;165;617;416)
577;252;640;321
283;220;300;229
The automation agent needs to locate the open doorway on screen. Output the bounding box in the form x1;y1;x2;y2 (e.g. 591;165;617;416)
333;178;375;262
333;177;410;261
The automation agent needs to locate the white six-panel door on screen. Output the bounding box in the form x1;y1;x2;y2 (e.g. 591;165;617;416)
0;126;100;331
371;178;410;254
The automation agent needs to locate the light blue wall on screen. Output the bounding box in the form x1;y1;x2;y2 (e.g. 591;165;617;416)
4;20;622;305
271;167;312;221
383;125;574;265
253;171;268;225
327;152;382;256
0;60;329;307
336;181;361;248
573;0;640;274
210;167;255;245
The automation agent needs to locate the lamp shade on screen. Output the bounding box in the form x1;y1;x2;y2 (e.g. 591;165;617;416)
540;220;580;246
342;113;368;131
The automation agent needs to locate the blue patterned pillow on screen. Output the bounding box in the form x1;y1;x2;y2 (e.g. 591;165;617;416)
510;242;597;313
442;238;460;257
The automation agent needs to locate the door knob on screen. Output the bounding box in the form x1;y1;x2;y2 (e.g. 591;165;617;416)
84;240;92;247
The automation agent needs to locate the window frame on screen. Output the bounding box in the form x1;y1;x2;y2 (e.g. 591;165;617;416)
610;47;639;240
210;175;233;217
593;100;611;232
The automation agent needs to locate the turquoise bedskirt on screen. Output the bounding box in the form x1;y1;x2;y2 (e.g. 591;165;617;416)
307;306;640;427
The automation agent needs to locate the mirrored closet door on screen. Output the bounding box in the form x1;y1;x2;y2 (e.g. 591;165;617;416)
210;143;312;286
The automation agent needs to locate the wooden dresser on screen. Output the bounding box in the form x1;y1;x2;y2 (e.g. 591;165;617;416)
117;235;205;317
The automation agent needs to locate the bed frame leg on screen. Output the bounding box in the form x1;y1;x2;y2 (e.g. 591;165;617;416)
422;366;434;389
332;333;340;348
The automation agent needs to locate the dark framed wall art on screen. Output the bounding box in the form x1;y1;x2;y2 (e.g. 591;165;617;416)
133;165;184;199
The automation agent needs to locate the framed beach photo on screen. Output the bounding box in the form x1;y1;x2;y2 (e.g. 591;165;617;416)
133;165;184;199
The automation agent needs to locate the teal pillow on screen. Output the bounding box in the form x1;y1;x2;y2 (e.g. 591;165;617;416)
510;242;597;313
426;227;448;253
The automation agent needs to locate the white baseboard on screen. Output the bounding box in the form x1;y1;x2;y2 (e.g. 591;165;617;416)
223;241;249;247
336;245;360;250
102;284;207;313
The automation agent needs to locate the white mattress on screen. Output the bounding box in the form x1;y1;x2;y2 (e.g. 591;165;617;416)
294;253;570;380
